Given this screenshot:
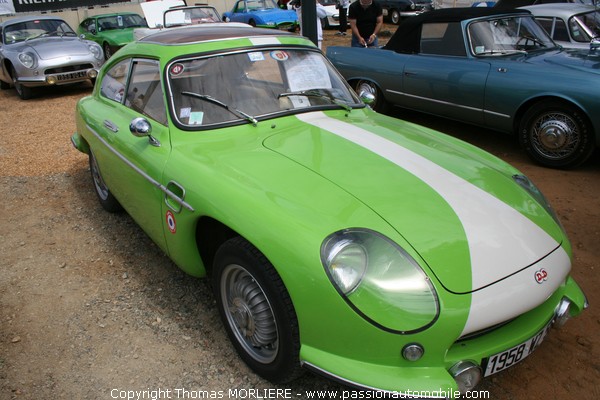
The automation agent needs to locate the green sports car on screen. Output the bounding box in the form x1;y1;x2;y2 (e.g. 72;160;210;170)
77;12;147;60
71;25;587;395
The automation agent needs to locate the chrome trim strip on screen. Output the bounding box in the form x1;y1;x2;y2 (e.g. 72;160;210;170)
386;89;511;119
87;123;195;213
301;361;445;398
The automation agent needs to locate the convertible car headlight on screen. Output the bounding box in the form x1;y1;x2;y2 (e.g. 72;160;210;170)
321;229;439;333
88;44;103;60
18;52;37;68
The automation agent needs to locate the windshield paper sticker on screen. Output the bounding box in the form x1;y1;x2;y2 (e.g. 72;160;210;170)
248;52;265;62
285;54;331;92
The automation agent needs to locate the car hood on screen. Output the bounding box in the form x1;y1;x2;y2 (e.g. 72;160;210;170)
19;37;92;59
252;9;297;23
263;111;566;294
520;48;600;73
99;29;135;46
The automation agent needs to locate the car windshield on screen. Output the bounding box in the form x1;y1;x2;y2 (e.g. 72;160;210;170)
3;19;75;44
168;49;360;128
97;14;147;31
245;0;278;11
569;11;600;42
468;15;556;55
164;7;220;28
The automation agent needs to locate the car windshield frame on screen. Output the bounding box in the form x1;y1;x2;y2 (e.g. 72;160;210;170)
163;7;221;28
3;19;75;44
166;47;362;130
467;15;557;56
569;11;600;43
97;14;147;31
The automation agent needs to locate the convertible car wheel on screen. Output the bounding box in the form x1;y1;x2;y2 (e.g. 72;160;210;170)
355;80;389;113
518;100;594;169
391;9;401;25
213;237;302;383
11;66;33;100
89;151;122;212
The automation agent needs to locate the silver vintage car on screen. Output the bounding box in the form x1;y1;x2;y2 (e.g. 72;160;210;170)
0;16;104;99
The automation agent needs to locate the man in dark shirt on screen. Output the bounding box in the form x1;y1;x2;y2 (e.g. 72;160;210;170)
348;0;383;48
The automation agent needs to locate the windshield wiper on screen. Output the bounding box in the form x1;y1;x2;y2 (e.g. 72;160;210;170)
476;49;527;56
278;89;352;112
181;91;258;126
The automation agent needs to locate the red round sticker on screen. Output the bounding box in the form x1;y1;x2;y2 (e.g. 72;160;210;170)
166;210;176;234
170;63;184;76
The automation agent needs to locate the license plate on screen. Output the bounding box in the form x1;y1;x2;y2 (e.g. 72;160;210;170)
483;321;552;377
55;71;87;82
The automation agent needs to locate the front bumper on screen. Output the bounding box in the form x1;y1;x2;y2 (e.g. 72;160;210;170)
17;67;98;87
300;276;586;395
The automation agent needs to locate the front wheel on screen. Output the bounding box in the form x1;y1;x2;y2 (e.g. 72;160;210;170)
213;237;302;383
11;66;33;100
391;9;401;25
354;80;389;113
518;100;595;169
103;43;112;60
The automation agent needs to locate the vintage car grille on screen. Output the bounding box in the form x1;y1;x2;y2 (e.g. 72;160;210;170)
45;64;94;75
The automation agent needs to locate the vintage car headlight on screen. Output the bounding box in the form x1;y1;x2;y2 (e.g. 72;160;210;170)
88;44;103;60
513;174;563;229
322;229;439;333
18;52;37;68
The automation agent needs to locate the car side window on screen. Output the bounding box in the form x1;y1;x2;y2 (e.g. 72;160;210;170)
100;59;131;103
125;59;167;126
420;22;466;57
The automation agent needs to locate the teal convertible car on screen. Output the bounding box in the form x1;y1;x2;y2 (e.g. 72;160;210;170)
72;25;587;395
327;8;600;169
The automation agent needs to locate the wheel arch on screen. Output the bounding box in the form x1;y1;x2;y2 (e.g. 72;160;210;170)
195;216;239;278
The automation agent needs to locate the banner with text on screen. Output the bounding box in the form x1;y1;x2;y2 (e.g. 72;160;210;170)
9;0;131;14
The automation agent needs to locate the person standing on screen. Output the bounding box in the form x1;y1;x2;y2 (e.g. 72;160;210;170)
294;1;329;49
336;0;350;36
348;0;383;48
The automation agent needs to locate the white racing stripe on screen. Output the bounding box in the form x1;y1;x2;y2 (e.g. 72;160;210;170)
296;112;567;334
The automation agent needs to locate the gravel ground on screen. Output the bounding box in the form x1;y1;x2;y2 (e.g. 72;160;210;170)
1;27;599;400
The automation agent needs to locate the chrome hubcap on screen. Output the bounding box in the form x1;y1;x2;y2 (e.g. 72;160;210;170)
531;112;579;160
90;155;109;200
221;264;278;363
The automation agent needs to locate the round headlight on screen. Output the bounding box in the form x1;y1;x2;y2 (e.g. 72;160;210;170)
322;229;439;333
326;239;367;294
18;52;36;68
89;44;103;60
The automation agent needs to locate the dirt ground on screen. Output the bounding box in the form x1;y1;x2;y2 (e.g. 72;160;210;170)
1;27;599;400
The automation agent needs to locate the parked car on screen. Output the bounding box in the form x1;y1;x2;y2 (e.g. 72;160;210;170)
493;0;596;8
77;12;147;60
71;24;587;395
327;7;600;168
223;0;298;29
379;0;434;25
0;16;104;100
317;0;340;28
521;4;600;49
133;3;239;40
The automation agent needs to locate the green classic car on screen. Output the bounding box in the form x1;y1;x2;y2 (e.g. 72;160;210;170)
72;25;587;395
77;12;147;59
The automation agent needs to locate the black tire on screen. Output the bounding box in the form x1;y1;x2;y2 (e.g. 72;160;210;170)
103;43;112;60
354;79;389;114
213;237;302;383
89;151;122;212
0;79;9;90
391;9;401;25
11;66;33;100
248;19;257;27
518;100;595;169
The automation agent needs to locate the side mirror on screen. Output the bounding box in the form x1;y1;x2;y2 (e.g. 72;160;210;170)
590;38;600;52
358;90;375;106
130;117;160;147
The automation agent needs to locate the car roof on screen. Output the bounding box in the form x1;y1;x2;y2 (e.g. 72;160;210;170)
383;7;531;54
520;3;598;17
139;24;291;45
0;15;67;27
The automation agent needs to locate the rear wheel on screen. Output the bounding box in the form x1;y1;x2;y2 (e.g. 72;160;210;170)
89;150;122;212
11;66;33;100
354;80;389;113
213;237;302;383
518;100;595;169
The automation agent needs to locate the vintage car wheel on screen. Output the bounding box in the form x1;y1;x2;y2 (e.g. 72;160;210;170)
518;100;595;169
11;66;33;100
213;237;302;383
391;9;401;25
103;43;112;60
89;151;122;212
355;79;389;113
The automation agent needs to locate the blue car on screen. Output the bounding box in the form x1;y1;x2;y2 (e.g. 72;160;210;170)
223;0;298;30
327;8;600;169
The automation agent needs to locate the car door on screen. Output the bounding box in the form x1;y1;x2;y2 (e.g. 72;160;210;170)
400;21;490;126
85;57;171;249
